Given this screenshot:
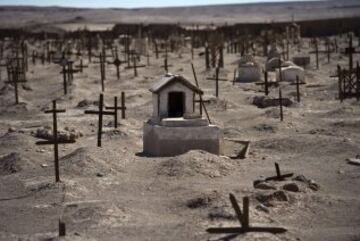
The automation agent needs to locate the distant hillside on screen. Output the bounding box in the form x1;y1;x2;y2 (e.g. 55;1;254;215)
0;0;360;28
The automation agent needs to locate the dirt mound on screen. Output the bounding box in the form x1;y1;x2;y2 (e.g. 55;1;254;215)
60;147;124;177
0;133;36;154
0;152;33;176
157;150;233;178
251;95;293;108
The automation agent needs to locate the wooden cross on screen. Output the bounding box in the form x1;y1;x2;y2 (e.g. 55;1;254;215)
107;52;126;80
344;35;360;71
75;59;88;73
206;67;227;98
279;88;284;121
36;100;75;182
105;92;127;128
265;162;294;181
94;53;106;92
125;52;146;77
161;58;173;73
5;66;26;104
191;63;211;124
290;75;306;102
207;193;287;234
59;218;66;237
309;38;320;69
84;94;115;147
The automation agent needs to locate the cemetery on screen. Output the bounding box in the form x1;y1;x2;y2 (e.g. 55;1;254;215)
0;1;359;241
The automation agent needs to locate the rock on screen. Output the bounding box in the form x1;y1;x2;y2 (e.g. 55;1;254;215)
347;158;360;166
254;182;276;190
283;183;300;192
8;127;16;133
293;175;308;183
96;172;104;177
35;127;82;141
256;204;270;213
76;99;98;108
256;190;289;205
41;164;48;168
272;190;289;202
22;83;33;91
208;206;236;220
253;179;265;186
186;191;220;209
308;180;320;191
252;95;293;108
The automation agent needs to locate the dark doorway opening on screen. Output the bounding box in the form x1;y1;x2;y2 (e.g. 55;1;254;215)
168;92;184;117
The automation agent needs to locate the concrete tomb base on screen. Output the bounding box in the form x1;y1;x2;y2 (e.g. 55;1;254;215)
143;121;222;157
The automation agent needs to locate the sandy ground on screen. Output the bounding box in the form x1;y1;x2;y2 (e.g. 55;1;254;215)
0;34;359;241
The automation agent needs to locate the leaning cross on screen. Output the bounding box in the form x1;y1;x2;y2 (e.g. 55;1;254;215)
265;162;294;181
207;194;287;234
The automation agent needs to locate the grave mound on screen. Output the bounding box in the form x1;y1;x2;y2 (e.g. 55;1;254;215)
61;147;125;177
0;152;32;176
157;150;233;178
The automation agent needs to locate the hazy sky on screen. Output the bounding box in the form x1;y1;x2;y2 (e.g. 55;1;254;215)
0;0;308;8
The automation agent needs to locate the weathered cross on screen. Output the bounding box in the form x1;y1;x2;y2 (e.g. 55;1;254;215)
191;63;211;124
207;193;287;235
5;66;26;104
84;94;115;147
36;100;76;182
206;67;227;98
75;59;88;73
125;52;146;77
105;92;127;128
265;162;294;181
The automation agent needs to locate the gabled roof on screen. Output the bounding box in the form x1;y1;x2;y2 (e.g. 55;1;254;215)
149;74;204;95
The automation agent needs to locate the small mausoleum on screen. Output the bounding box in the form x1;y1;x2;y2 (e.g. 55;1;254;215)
143;73;222;156
235;55;261;83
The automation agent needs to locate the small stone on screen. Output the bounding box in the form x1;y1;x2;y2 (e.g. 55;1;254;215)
96;172;104;177
308;180;320;191
347;158;360;166
283;183;300;192
293;175;308;183
41;164;48;168
338;170;344;174
272;190;289;201
254;182;276;190
8;127;16;133
256;204;270;213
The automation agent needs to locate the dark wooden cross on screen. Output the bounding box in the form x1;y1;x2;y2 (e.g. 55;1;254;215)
161;58;173;73
125;52;146;77
279;88;284;121
84;94;115;147
59;218;66;237
107;52;126;80
94;53;106;92
5;67;26;104
309;38;320;69
206;67;227;98
105;92;127;128
191;63;211;124
344;35;360;71
290;75;306;102
265;162;294;181
207;193;287;235
75;59;88;73
36;100;75;182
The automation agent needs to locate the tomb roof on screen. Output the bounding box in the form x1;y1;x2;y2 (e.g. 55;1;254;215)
150;74;203;94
